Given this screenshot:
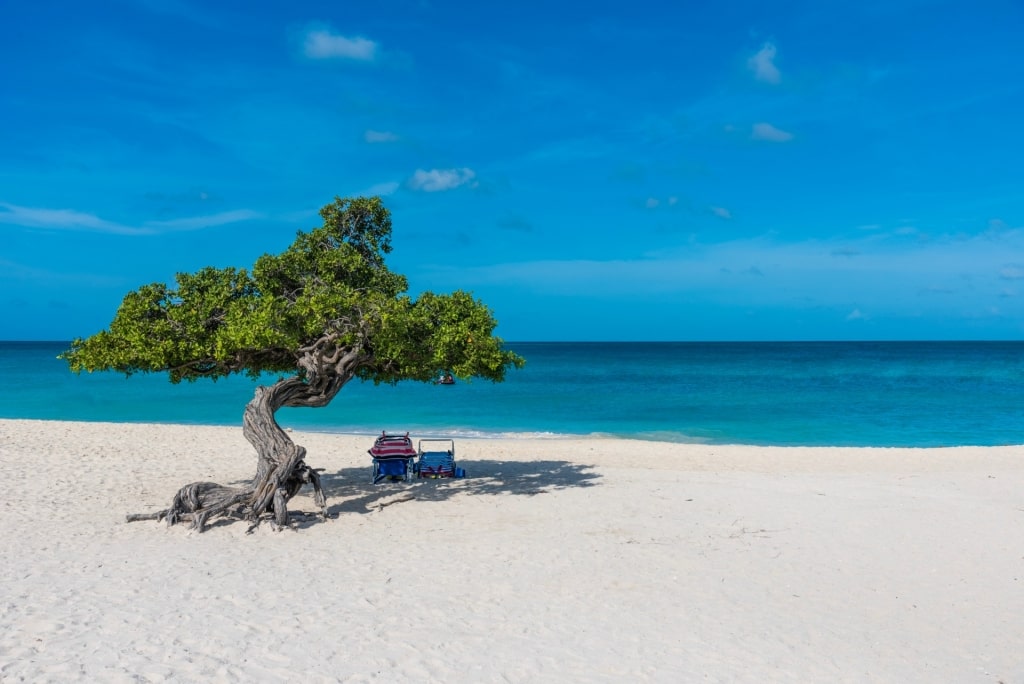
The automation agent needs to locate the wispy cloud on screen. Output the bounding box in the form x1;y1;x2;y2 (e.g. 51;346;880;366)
134;0;224;28
0;257;124;286
645;196;679;210
710;206;732;220
497;214;533;233
748;42;781;84
751;122;794;142
303;29;377;61
0;202;260;235
419;229;1024;318
408;168;477;192
365;129;397;143
363;181;400;196
0;203;145;235
145;209;262;231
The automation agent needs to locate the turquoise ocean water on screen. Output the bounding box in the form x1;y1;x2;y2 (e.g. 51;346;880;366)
1;341;1022;447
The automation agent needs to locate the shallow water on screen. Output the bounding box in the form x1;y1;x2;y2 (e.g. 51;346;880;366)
1;341;1022;446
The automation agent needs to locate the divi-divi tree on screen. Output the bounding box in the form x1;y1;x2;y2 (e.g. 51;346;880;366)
63;196;524;533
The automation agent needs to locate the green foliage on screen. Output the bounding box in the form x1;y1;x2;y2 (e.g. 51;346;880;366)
63;196;524;385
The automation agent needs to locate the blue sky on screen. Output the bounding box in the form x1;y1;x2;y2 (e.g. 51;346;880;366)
2;0;1023;341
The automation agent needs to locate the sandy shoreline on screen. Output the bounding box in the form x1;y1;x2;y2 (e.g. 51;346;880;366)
1;419;1021;682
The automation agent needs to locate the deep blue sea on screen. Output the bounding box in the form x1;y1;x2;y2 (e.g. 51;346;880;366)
1;341;1022;447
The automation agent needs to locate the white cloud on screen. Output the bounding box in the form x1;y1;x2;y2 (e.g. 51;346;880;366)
408;168;477;192
751;122;793;142
645;197;659;209
846;309;866;321
748;42;781;84
303;29;377;61
999;266;1024;280
711;206;732;220
365;129;397;143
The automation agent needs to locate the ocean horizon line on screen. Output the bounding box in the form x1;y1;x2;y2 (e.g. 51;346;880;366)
4;338;1023;346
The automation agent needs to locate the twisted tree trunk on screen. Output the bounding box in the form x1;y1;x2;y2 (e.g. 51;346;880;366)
127;339;364;533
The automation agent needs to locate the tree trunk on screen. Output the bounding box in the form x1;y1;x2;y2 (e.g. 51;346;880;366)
128;343;361;533
241;376;340;526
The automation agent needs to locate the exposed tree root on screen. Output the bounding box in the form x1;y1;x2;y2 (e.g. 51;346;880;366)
126;460;328;533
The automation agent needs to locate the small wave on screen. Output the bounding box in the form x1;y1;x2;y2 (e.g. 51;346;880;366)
293;425;710;444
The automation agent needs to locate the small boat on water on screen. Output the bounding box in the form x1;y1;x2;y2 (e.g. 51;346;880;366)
435;372;455;385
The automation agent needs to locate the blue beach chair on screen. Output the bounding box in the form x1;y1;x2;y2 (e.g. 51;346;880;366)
416;438;458;478
369;431;417;484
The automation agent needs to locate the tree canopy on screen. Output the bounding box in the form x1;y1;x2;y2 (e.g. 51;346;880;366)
64;196;523;386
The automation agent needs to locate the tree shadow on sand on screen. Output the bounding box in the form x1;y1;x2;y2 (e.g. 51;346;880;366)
147;461;600;532
313;459;601;518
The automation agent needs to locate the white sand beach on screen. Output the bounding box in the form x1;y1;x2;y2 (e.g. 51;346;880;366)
1;419;1021;683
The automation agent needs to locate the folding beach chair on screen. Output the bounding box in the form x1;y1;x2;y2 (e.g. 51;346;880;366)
369;431;417;484
416;438;458;479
